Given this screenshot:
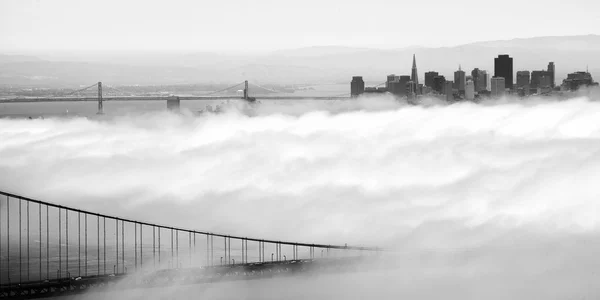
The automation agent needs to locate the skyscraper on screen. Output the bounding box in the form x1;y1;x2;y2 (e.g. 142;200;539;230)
471;68;489;92
548;62;555;88
516;71;531;95
531;70;552;89
454;65;466;92
481;71;489;91
399;75;411;92
465;80;475;100
411;54;419;86
491;77;506;97
516;71;530;88
445;81;454;101
425;71;439;88
386;74;399;90
562;71;597;91
433;75;446;94
351;76;365;97
494;54;513;89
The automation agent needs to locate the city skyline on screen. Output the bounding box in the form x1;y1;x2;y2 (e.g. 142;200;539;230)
1;34;599;88
351;52;596;99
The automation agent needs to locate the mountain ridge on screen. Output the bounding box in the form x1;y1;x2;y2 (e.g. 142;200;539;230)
1;35;599;86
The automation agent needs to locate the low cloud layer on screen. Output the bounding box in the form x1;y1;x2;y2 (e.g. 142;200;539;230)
2;94;600;299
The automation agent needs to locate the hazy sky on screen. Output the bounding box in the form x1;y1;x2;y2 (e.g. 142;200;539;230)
1;0;600;52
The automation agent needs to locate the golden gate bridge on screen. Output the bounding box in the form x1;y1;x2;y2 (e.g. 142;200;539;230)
0;190;380;299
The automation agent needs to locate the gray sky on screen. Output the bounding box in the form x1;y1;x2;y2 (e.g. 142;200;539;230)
1;0;600;52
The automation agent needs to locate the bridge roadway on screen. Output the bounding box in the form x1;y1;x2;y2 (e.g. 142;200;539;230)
0;96;351;104
0;256;373;299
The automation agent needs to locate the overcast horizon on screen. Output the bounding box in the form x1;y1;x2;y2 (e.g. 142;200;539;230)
2;0;600;52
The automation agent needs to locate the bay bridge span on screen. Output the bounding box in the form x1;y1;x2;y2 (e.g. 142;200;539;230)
0;190;380;299
0;81;353;115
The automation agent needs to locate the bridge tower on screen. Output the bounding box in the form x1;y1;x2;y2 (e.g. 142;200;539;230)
243;80;256;102
97;82;103;114
167;96;181;112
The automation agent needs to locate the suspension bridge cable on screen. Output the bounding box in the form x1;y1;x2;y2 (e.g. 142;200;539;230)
326;92;351;97
248;82;279;93
104;85;133;96
63;83;98;96
201;82;246;96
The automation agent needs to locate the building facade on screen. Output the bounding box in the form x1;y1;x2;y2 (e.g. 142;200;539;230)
494;55;513;90
386;74;399;90
491;77;506;97
425;71;439;88
445;81;454;101
516;71;530;88
472;68;489;92
433;75;446;94
454;66;466;93
531;70;552;89
548;62;555;88
351;76;365;97
562;71;598;91
480;71;489;91
465;80;475;100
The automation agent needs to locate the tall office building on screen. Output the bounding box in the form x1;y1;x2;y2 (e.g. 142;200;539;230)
445;81;454;101
491;77;506;97
548;62;555;88
471;68;481;91
472;68;489;92
516;71;531;96
407;81;417;98
399;75;411;91
411;54;419;85
516;71;530;88
562;71;597;91
351;76;365;97
386;74;399;90
465;80;475;100
388;76;413;97
481;71;489;91
531;70;552;89
433;75;446;94
388;81;404;96
454;65;466;92
494;55;513;90
425;71;439;88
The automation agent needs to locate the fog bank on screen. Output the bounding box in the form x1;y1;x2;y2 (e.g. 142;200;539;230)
2;95;600;298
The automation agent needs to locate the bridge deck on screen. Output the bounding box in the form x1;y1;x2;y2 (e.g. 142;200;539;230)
0;257;371;299
0;96;351;104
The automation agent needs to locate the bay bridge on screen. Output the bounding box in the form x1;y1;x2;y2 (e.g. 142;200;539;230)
0;190;380;299
0;81;353;115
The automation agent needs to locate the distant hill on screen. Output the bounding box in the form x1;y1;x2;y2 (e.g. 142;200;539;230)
270;46;372;57
0;54;42;64
467;35;600;51
1;35;599;86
